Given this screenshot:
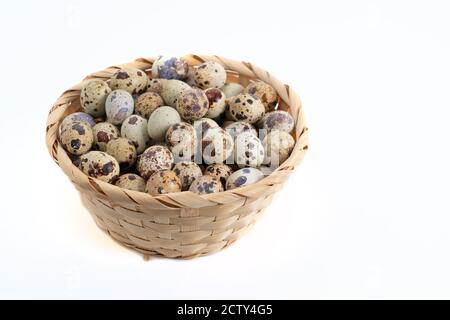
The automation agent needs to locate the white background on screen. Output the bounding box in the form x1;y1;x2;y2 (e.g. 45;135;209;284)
0;0;449;299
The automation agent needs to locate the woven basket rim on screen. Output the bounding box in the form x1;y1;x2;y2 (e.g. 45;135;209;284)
46;54;308;204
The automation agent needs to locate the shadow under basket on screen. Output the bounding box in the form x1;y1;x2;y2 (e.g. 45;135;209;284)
45;54;309;259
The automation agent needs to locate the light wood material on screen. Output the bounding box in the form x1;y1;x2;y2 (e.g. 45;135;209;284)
45;54;309;259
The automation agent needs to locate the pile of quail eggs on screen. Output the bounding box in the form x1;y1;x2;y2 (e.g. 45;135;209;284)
59;56;296;196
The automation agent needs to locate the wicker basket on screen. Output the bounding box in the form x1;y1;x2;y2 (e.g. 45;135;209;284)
45;54;309;259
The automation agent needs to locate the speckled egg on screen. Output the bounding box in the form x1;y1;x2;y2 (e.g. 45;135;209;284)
147;78;168;95
176;88;209;120
173;161;203;191
106;137;137;170
60;121;94;155
105;89;134;125
60;112;95;133
115;173;146;192
223;121;258;139
159;79;191;107
261;110;295;133
194;61;227;89
204;164;233;187
147;106;181;141
226;168;264;190
80;151;120;183
228;93;265;124
244;80;278;112
189;175;223;195
80;79;111;117
221;83;244;98
152;56;189;80
109;68;148;95
234;132;265;168
135;91;164;118
262;130;295;166
193;118;219;137
201;127;234;164
145;170;181;196
185;66;197;86
137;145;174;179
121;115;151;154
92;122;120;151
204;88;226;118
165;122;197;162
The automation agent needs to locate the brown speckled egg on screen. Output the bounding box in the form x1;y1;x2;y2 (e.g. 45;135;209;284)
121;115;151;154
204;164;233;187
223;121;258;139
262;130;295;166
80;151;120;183
234;132;265;168
244;80;278;112
60;112;96;133
109;68;148;95
261;110;295;133
226;168;264;190
137;145;174;179
173;161;203;191
176;88;209;120
204;88;226;118
106;137;137;170
60;121;94;155
193;118;219;137
160;79;191;107
92;122;120;151
147;78;168;95
135;91;164;119
201;127;234;164
145;170;181;196
228;93;265;124
221;83;244;98
80;80;111;117
152;56;189;80
189;175;223;194
194;61;227;89
165;122;197;162
115;173;146;192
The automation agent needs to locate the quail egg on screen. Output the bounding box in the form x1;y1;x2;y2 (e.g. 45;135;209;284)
173;161;203;191
201;127;234;164
165;122;196;162
105;89;134;125
137;145;174;179
262;130;295;166
228;93;265;124
185;66;197;86
135;91;164;118
152;56;189;80
147;78;168;95
121;115;151;154
106;137;137;170
223;121;258;139
189;175;223;194
193;118;219;137
234;132;265;168
147;106;181;141
226;168;264;190
261;110;295;133
109;68;148;95
80;151;120;183
204;164;233;187
115;173;146;192
80;79;111;117
244;80;278;112
220;82;244;98
176;88;209;120
60;112;95;133
159;79;191;107
194;61;227;89
60;121;94;155
92;122;120;151
145;170;181;196
204;88;226;118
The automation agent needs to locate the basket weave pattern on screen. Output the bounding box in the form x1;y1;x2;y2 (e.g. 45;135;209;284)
45;54;309;259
